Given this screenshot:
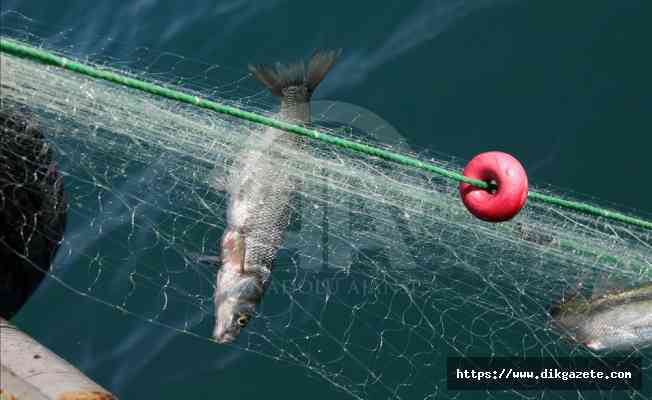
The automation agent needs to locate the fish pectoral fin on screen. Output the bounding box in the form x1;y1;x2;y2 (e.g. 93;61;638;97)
239;235;247;274
221;227;248;272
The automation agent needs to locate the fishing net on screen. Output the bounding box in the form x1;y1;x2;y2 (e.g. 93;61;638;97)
1;23;650;400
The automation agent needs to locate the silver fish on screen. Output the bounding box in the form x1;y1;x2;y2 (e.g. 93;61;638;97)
550;282;652;351
212;50;340;343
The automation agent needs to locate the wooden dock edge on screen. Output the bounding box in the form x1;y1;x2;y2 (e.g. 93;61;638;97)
0;317;117;400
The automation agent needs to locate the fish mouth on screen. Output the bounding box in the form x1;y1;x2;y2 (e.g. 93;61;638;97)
214;332;236;344
583;339;606;351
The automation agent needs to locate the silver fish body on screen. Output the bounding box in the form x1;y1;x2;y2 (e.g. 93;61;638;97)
551;282;652;351
213;131;294;343
213;50;340;343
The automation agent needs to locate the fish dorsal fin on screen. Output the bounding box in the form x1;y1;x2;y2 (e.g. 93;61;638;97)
208;158;232;193
590;274;627;301
186;253;220;266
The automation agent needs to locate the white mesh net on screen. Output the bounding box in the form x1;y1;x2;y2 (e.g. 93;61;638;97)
1;25;650;400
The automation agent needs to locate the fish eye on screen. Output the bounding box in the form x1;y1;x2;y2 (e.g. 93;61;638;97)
237;314;250;327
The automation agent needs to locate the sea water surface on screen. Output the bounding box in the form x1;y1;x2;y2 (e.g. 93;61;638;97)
1;1;651;399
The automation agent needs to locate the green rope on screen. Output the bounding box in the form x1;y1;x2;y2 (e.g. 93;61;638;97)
1;38;651;230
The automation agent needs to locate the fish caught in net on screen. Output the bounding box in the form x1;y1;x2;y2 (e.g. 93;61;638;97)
0;30;650;400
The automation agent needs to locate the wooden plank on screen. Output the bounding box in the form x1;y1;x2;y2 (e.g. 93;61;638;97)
0;318;117;400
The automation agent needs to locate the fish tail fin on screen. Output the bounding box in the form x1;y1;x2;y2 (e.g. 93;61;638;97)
248;49;341;97
305;49;341;92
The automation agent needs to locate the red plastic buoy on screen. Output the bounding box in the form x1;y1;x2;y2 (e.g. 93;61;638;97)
459;151;528;222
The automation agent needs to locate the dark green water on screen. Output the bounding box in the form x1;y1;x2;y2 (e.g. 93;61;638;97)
1;1;651;399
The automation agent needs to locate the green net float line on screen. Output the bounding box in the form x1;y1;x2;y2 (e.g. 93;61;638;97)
1;38;650;231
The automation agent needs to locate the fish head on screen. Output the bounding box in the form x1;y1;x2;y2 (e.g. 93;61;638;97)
213;295;257;343
213;265;265;343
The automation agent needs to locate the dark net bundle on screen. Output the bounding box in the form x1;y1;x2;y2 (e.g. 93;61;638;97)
0;100;66;318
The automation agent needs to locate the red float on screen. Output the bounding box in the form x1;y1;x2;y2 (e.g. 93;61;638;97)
459;151;528;222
